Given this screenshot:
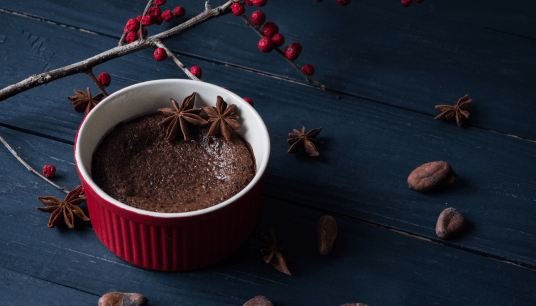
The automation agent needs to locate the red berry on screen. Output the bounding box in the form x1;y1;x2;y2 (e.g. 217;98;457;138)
222;87;227;89
232;3;245;16
243;98;254;106
262;22;279;38
401;0;412;6
154;16;164;25
162;10;174;22
138;28;148;37
284;44;300;61
136;15;142;22
142;15;153;26
271;33;285;47
315;0;323;2
124;18;140;33
148;7;161;20
251;10;266;26
291;42;302;53
258;37;274;53
126;31;138;43
98;73;111;87
337;0;351;5
43;165;56;178
154;0;167;6
173;6;186;18
253;0;268;7
154;48;167;61
302;64;315;76
245;0;254;5
190;66;202;79
413;0;424;2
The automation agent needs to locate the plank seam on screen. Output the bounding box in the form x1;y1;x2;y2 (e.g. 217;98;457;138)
262;193;536;272
0;7;535;143
0;264;101;297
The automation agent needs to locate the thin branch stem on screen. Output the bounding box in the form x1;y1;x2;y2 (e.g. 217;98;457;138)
0;133;69;194
155;40;200;81
86;69;109;97
0;0;236;102
139;0;154;40
118;30;128;47
240;15;340;99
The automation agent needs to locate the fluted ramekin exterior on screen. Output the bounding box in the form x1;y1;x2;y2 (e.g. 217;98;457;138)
79;173;264;271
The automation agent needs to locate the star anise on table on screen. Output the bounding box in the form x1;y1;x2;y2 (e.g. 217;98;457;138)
435;94;472;126
158;92;208;141
260;229;291;275
67;87;104;116
202;96;241;141
287;126;323;157
36;186;89;229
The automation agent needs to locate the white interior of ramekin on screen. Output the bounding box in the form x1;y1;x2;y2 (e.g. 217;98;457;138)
75;79;270;218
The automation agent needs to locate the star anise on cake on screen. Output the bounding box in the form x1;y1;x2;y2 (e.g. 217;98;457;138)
158;92;208;141
287;126;323;157
37;186;89;229
435;94;472;126
260;229;291;275
202;96;241;141
67;87;104;116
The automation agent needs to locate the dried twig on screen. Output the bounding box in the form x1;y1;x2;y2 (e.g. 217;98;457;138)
155;40;201;81
0;134;68;194
240;15;340;99
139;0;154;40
118;30;129;47
0;0;236;102
86;69;109;97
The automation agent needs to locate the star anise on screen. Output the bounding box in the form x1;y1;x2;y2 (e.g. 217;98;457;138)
202;96;241;141
158;92;208;141
67;87;104;116
260;229;291;275
287;126;323;157
435;94;472;126
37;186;89;229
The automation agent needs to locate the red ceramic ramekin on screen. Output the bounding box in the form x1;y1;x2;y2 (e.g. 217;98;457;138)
75;79;270;271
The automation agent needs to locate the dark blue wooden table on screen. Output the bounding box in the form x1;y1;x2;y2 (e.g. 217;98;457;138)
0;0;535;305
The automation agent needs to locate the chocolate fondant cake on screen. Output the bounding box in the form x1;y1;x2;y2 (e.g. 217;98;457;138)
91;113;256;213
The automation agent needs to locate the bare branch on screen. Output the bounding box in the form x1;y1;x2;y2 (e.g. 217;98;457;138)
240;15;340;99
0;133;68;194
139;0;154;40
154;40;201;81
0;0;235;102
86;69;109;97
118;30;128;47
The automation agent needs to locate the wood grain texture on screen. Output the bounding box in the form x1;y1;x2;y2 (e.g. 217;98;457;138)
0;11;535;268
0;127;534;306
0;266;97;305
1;0;535;139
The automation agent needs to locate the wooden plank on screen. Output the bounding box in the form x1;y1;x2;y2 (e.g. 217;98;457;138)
0;127;534;305
0;12;535;267
1;1;535;139
0;266;97;305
